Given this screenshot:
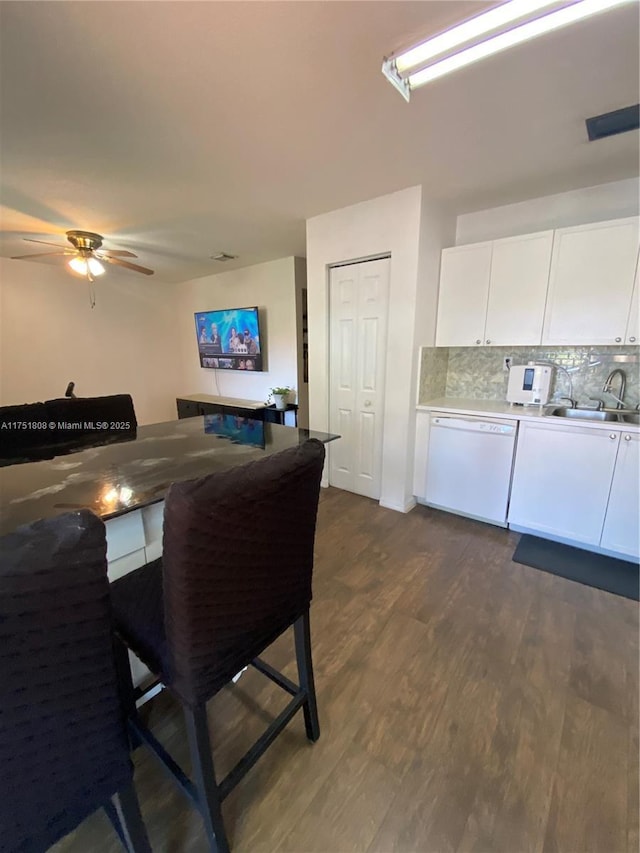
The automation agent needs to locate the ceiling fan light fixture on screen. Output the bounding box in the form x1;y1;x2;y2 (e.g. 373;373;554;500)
67;256;105;276
88;257;105;276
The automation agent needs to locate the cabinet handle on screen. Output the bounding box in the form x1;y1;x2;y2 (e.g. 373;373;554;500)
475;339;481;345
485;339;491;344
615;336;622;342
625;434;632;441
630;336;636;343
609;433;617;440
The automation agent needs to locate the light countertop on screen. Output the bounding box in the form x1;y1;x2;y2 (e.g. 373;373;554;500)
178;393;267;409
418;397;639;432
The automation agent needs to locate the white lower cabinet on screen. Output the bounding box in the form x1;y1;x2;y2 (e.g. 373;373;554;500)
509;421;639;559
601;432;640;559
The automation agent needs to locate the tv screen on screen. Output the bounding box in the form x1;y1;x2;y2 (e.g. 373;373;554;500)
195;306;263;371
203;413;265;448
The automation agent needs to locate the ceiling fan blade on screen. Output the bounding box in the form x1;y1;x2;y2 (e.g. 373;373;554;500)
98;249;138;258
103;256;154;275
11;250;73;260
23;238;71;249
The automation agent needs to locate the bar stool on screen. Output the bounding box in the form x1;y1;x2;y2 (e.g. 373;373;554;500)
0;510;151;853
110;439;326;853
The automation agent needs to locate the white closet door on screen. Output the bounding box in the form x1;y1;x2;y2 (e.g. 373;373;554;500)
329;258;389;499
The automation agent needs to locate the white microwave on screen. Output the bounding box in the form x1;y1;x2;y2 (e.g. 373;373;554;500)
507;364;554;406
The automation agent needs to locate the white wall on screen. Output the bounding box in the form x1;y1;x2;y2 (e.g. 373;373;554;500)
174;257;300;407
415;200;456;350
455;178;640;244
307;185;448;512
0;258;180;424
294;257;309;429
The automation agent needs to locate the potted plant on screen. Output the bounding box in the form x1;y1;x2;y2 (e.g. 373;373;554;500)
269;386;292;411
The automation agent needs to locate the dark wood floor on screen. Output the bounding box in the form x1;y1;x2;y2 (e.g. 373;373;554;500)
54;487;639;853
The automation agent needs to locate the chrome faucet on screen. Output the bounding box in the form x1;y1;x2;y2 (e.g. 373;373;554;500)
556;396;577;408
602;369;626;409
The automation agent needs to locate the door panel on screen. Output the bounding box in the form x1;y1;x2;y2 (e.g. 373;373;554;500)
600;433;640;559
435;243;492;346
361;317;378;390
339;320;354;388
508;422;618;545
329;258;389;499
358;411;376;481
485;230;553;346
625;262;639;343
542;217;639;345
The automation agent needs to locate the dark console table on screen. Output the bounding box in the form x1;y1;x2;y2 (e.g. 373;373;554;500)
176;394;298;426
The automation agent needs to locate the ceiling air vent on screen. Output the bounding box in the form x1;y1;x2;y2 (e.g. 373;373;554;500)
585;104;639;141
210;252;238;262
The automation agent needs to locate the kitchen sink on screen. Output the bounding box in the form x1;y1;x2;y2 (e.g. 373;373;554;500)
546;407;620;421
546;407;639;424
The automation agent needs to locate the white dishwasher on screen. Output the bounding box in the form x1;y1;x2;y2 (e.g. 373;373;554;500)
425;413;518;527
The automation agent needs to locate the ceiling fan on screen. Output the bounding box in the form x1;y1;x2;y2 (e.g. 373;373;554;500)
11;230;154;282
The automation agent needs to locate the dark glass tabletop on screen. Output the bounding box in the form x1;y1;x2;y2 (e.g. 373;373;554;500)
0;416;339;536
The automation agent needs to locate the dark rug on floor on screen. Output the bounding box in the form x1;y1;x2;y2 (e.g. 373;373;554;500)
513;534;639;601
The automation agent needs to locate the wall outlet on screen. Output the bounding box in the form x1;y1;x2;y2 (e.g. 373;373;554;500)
503;357;512;373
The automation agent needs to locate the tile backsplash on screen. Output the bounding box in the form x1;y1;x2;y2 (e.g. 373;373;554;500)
419;346;640;407
417;347;449;402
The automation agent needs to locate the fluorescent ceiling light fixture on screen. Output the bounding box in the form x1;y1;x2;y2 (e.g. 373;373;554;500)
383;0;637;100
394;0;561;73
68;255;105;276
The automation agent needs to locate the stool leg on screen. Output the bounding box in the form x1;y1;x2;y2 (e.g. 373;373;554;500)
113;637;142;750
184;705;230;853
110;780;152;853
294;610;320;742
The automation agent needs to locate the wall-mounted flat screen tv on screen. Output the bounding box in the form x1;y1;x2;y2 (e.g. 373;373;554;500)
194;306;263;371
204;413;265;449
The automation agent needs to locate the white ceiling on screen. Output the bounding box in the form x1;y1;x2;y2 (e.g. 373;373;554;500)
1;0;638;283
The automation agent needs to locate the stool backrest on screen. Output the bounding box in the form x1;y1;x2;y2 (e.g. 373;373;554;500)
45;393;138;431
0;510;132;852
162;439;325;705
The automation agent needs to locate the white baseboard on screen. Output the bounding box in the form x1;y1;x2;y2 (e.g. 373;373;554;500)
379;497;417;514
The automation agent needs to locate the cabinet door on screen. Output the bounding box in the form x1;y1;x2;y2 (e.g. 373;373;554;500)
508;421;619;546
176;398;200;419
542;217;640;345
484;231;553;346
625;261;639;344
436;243;492;347
600;432;640;560
199;402;223;416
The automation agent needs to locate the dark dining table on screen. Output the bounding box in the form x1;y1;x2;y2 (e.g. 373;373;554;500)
0;415;339;537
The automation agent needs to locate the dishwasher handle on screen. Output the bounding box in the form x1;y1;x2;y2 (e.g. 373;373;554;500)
431;415;517;435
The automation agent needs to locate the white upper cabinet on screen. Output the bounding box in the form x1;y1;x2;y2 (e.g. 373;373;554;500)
485;230;553;346
436;242;491;347
625;260;639;344
436;231;553;347
542;217;640;345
